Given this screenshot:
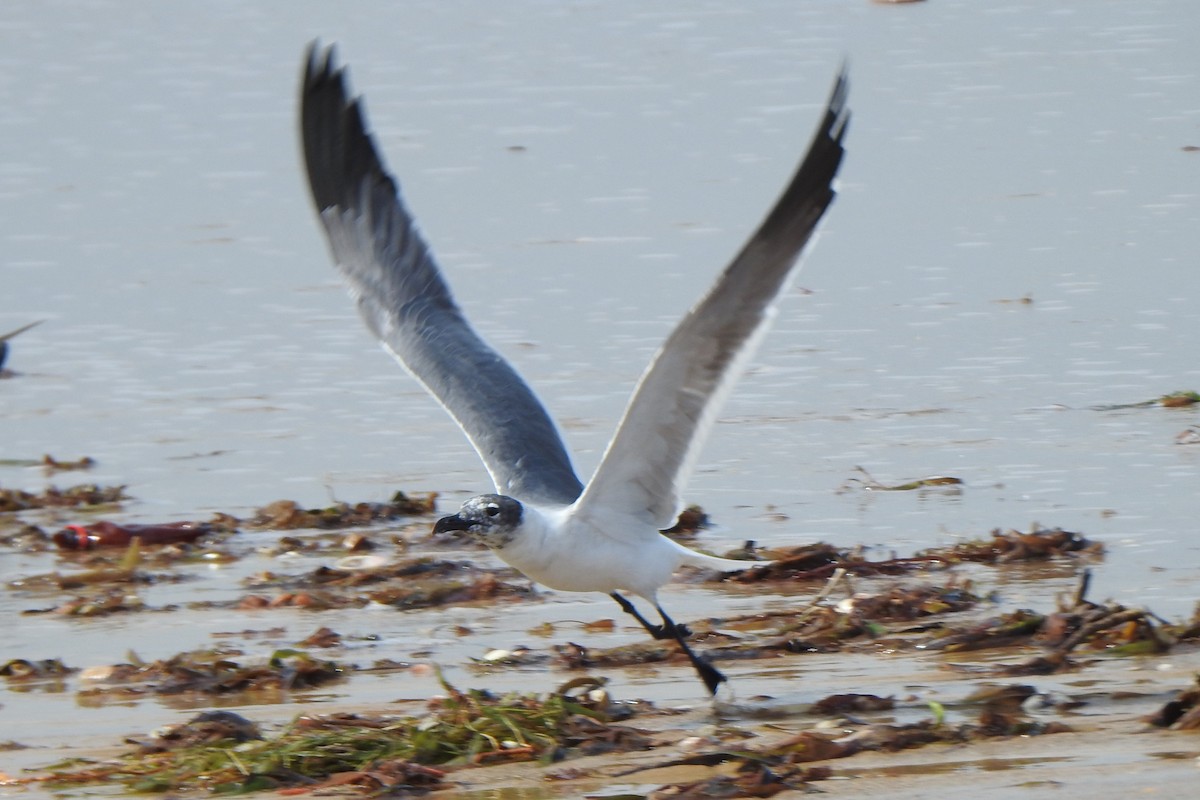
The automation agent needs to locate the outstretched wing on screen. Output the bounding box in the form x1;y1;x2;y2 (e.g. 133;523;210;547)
575;68;849;531
299;43;584;506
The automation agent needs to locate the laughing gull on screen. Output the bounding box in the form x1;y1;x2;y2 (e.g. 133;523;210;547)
300;43;848;695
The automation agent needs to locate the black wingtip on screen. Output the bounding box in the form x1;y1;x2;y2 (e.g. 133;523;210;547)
300;41;396;218
740;62;849;265
828;62;851;147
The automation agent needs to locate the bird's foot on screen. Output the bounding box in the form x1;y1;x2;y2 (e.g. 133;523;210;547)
697;658;728;696
650;621;692;640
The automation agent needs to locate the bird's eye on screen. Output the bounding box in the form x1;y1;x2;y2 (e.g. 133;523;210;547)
485;504;500;517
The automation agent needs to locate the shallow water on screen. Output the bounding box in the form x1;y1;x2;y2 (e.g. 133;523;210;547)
2;0;1199;794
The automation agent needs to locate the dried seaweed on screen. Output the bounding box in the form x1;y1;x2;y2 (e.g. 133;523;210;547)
242;491;437;531
0;483;128;513
724;526;1101;585
233;556;532;611
75;648;345;700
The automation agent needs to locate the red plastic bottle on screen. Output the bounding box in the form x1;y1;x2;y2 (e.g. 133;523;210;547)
53;521;212;550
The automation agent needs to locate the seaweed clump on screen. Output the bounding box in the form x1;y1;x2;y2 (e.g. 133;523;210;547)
0;483;128;513
725;526;1102;584
30;676;646;795
76;648;346;701
241;491;437;531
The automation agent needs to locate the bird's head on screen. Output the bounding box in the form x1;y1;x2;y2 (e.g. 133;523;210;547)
433;494;523;549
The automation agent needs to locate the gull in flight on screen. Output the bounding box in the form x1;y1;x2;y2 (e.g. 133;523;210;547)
0;320;44;372
300;43;848;695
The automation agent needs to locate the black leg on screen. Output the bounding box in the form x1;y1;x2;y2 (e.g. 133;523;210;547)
609;592;727;695
656;603;727;696
610;592;688;639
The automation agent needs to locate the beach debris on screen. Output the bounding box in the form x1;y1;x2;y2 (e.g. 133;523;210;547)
1091;390;1200;411
296;626;342;648
1146;675;1200;730
39;455;96;474
45;590;149;616
937;570;1172;675
648;761;832;798
30;675;645;794
52;520;214;550
841;466;964;492
0;523;52;551
628;683;1066;797
281;759;448;795
236;556;531;612
75;647;345;700
662;505;710;535
1160;390;1200;408
131;710;263;752
10;538;146;599
243;491;436;530
0;658;75;680
1175;426;1200;445
0;483;128;512
811;693;896;715
919;525;1103;564
723;526;1100;585
5;486;1199;797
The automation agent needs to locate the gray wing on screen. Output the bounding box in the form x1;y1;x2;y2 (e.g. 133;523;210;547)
575;68;849;532
299;43;584;506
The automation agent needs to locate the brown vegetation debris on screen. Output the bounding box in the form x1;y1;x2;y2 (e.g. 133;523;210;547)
918;525;1103;564
549;582;982;671
0;523;51;550
76;648;345;699
554;639;677;671
237;557;531;612
40;454;96;473
243;491;436;530
734;582;980;656
633;686;1066;799
131;710;263;753
841;582;980;622
32;589;150;617
811;693;896;715
939;571;1171;675
0;483;128;512
1146;675;1200;730
0;658;75;680
662;505;710;535
359;570;522;610
649;761;832;799
286;759;449;795
923;608;1047;653
722;527;1100;586
1175;426;1200;445
297;626;342;648
843;466;963;492
722;542;940;583
1160;390;1200;408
